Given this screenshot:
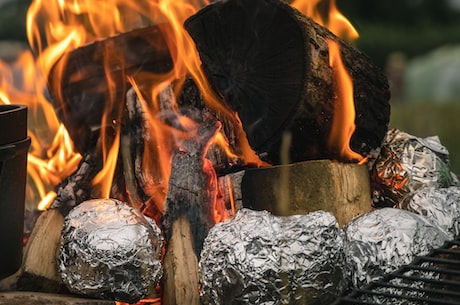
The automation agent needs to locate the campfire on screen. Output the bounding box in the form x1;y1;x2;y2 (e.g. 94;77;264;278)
0;0;459;304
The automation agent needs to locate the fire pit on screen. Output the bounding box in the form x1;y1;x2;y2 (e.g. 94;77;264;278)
0;0;459;304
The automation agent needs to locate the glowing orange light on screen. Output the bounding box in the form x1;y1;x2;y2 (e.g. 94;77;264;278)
327;40;362;162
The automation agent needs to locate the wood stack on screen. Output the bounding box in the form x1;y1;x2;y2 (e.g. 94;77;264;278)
17;0;390;303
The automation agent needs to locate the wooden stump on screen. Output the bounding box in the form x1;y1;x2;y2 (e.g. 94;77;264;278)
218;159;372;226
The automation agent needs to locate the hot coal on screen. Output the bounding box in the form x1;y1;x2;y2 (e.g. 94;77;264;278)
369;129;458;208
344;207;450;288
405;186;460;238
58;198;163;303
199;209;348;305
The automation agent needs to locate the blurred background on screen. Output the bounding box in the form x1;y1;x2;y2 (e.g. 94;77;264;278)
0;0;459;173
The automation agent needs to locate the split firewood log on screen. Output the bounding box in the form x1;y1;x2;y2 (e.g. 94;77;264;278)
184;0;391;164
218;159;373;227
161;114;220;305
19;150;102;292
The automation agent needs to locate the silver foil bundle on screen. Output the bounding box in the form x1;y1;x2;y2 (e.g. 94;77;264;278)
58;198;163;303
199;208;348;305
344;208;449;288
369;129;458;208
405;186;460;238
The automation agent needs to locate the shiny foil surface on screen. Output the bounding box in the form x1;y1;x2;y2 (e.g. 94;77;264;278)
406;186;460;238
199;208;348;305
369;129;458;208
344;208;449;288
58;198;163;303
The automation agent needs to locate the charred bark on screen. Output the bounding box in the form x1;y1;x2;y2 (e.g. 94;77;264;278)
48;24;173;154
51;150;102;215
161;114;220;256
184;0;391;164
161;114;220;305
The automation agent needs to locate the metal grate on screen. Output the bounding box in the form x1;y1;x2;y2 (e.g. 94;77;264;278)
333;236;460;305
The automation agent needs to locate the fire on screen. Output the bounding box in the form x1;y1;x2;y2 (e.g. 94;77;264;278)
0;49;81;211
293;0;362;162
0;0;363;219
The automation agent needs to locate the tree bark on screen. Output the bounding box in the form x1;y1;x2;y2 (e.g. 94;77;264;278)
161;115;220;305
48;24;173;154
184;0;391;164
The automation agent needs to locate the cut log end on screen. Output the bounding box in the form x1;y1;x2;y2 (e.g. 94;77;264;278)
218;159;372;227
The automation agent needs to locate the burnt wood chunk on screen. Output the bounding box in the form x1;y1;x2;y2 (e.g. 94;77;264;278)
48;24;173;154
184;0;390;164
161;114;220;256
161;115;220;305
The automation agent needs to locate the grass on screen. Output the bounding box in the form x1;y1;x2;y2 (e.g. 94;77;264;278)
389;101;460;175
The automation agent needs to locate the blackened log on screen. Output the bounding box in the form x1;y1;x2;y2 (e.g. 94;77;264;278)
184;0;391;164
161;114;220;256
48;24;173;154
161;115;220;305
51;150;103;215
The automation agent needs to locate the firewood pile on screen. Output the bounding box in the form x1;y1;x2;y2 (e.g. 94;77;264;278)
2;0;460;304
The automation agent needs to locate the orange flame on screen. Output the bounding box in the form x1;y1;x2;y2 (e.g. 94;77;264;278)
0;49;81;210
293;0;362;162
1;0;363;215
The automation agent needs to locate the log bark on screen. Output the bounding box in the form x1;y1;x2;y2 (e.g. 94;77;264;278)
161;115;220;305
48;24;173;154
218;159;373;226
184;0;391;164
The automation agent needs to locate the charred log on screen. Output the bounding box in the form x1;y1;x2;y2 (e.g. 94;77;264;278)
161;114;220;256
48;25;173;154
161;114;220;305
184;0;391;164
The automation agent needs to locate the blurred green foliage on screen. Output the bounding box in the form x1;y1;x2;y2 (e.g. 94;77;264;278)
338;0;460;68
0;0;30;42
390;102;460;175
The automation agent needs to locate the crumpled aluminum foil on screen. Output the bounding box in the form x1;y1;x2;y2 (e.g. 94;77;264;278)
369;129;458;208
199;208;348;305
58;198;163;303
405;186;460;238
344;207;450;288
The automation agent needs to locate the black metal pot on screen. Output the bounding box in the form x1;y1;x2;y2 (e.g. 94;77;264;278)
0;104;30;280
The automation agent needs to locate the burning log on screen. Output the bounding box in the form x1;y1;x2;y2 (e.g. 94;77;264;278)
184;0;391;164
48;24;173;154
218;159;372;227
161;114;220;305
19;151;102;292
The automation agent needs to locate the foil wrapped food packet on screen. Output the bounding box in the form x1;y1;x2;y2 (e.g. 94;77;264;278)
405;186;460;238
369;129;458;208
58;198;163;303
344;207;450;288
199;208;348;305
